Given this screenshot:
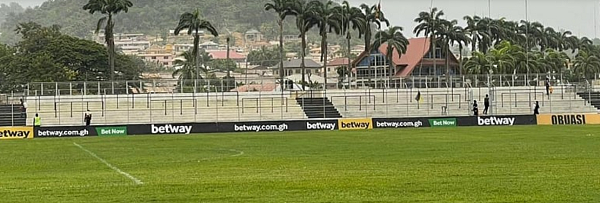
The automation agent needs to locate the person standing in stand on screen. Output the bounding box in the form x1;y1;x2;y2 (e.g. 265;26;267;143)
20;98;27;118
84;110;92;126
483;94;490;115
545;78;551;99
533;101;540;115
473;100;479;116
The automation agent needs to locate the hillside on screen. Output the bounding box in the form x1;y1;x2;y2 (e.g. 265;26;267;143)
0;0;281;44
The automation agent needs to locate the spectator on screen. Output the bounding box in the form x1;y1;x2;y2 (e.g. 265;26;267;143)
33;113;41;127
19;98;27;118
473;100;479;116
534;101;540;115
545;77;550;99
84;110;92;126
483;94;490;115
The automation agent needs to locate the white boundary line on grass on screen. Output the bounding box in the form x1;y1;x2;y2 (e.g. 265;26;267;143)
228;149;244;157
73;142;144;185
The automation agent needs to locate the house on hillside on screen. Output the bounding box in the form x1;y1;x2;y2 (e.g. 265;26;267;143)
270;59;322;77
352;37;459;87
208;50;246;63
169;29;204;37
245;29;263;44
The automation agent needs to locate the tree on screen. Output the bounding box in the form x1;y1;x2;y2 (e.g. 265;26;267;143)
0;22;144;93
446;24;471;76
174;9;218;81
265;0;295;91
371;26;409;86
288;0;318;90
83;0;134;81
463;52;492;74
247;46;280;67
337;1;365;83
573;50;600;80
309;0;341;90
414;7;445;76
172;51;200;85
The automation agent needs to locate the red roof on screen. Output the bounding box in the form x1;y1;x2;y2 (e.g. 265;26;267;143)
208;51;246;60
327;58;351;67
353;37;443;77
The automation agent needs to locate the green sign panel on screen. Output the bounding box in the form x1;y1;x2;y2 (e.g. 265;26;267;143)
96;126;127;136
428;118;457;127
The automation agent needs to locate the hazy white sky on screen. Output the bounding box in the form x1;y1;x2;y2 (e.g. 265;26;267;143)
6;0;600;38
346;0;599;38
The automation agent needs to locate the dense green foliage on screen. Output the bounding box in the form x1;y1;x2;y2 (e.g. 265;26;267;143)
0;22;144;92
2;126;600;202
0;0;283;44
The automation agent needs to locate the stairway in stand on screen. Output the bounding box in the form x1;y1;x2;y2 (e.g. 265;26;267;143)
296;97;342;119
577;92;600;110
0;105;27;126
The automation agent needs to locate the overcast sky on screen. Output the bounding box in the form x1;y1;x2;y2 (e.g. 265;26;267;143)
346;0;599;38
0;0;41;8
5;0;600;38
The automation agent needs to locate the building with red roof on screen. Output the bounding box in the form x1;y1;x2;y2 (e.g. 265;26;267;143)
208;50;247;63
352;37;459;85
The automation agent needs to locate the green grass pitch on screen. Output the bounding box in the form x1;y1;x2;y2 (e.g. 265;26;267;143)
2;126;600;202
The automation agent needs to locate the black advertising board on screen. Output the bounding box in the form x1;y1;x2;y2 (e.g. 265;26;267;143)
218;119;339;133
372;117;430;128
127;122;219;135
34;126;98;138
457;115;537;127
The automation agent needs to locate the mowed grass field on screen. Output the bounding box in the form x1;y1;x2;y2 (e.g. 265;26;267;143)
2;126;600;202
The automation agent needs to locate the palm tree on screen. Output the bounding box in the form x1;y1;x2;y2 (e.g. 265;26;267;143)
463;52;492;74
371;26;409;86
288;0;318;90
83;0;133;81
573;50;600;79
414;7;445;76
173;51;203;84
265;0;295;91
338;1;366;83
438;19;459;80
174;9;219;82
360;3;389;53
446;24;471;76
464;15;484;53
309;0;341;90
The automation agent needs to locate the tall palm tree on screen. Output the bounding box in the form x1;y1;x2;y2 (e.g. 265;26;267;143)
288;0;317;90
360;3;388;88
360;3;389;53
338;1;366;82
371;26;409;85
174;9;219;82
445;23;471;76
309;0;341;90
83;0;133;81
464;15;484;53
414;7;445;76
265;0;294;91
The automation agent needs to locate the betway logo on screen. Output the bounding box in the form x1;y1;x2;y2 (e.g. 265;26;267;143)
340;122;370;129
37;129;89;137
234;124;288;132
478;117;515;126
1;130;30;138
151;124;192;134
376;121;423;128
306;122;336;130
